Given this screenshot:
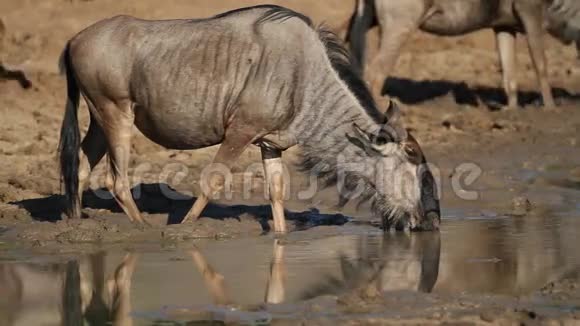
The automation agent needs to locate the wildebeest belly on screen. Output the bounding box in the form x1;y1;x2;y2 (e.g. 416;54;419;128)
133;101;226;150
129;38;236;149
421;0;505;35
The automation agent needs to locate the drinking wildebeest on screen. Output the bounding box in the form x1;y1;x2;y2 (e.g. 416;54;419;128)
58;5;440;232
348;0;580;109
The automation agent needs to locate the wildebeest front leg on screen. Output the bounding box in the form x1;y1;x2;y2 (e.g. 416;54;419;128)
189;247;230;305
516;0;556;108
261;146;287;233
265;239;286;303
495;28;519;109
181;129;257;224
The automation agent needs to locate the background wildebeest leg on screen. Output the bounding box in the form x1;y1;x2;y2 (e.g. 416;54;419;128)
335;17;352;40
516;1;556;108
495;28;519;109
367;2;426;98
261;146;287;233
576;41;580;59
189;247;230;305
77;108;107;212
348;0;376;72
99;100;149;225
181;126;259;224
264;239;286;304
0;64;32;89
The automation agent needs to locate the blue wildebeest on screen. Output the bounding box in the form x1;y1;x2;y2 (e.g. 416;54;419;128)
58;5;440;232
348;0;580;109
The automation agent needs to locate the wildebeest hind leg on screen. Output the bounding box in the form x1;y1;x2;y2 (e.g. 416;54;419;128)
100;101;148;225
77;111;107;208
106;253;138;325
181;127;259;224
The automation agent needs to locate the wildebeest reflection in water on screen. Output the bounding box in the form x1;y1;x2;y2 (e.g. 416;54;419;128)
0;243;285;326
0;236;439;325
0;253;137;326
301;233;441;300
1;223;579;324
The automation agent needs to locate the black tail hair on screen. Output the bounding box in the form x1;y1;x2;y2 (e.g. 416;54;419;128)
62;260;83;326
58;42;81;219
347;0;376;74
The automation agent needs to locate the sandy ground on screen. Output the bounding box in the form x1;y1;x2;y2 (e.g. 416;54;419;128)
1;0;580;324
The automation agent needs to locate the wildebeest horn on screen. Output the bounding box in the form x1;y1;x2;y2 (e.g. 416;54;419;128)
382;99;408;141
384;99;401;122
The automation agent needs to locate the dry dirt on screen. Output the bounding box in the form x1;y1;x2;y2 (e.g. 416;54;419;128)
1;0;580;324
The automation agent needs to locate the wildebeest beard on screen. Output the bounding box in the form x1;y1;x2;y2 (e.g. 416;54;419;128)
298;141;407;228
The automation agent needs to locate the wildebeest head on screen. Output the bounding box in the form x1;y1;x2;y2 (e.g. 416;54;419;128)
346;101;441;231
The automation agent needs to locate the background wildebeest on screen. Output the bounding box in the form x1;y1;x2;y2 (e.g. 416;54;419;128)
348;0;580;109
58;5;441;232
0;19;31;89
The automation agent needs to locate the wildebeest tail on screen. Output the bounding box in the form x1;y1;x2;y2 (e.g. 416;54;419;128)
347;0;376;74
58;42;81;219
546;0;580;44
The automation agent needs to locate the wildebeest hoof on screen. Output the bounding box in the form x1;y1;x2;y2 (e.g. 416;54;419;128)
501;105;518;111
133;219;153;230
486;101;515;111
541;103;557;111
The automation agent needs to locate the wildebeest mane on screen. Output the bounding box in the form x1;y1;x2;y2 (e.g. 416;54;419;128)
317;27;385;124
213;4;313;27
256;5;313;27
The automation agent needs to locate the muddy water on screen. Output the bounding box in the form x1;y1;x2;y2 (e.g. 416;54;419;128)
1;211;580;325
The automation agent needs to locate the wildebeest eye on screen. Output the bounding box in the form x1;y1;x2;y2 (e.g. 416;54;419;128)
371;130;393;146
373;135;389;146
